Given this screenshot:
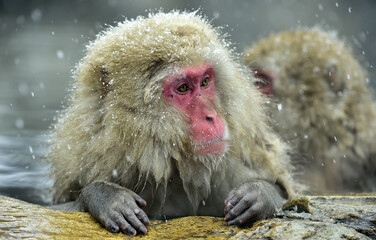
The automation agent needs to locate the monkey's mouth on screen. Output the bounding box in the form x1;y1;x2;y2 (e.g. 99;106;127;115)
194;138;227;155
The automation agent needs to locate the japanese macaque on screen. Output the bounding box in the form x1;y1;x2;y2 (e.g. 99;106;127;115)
244;29;376;193
47;12;297;236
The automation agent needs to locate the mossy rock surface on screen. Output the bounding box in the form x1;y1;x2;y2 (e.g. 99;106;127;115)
0;194;375;239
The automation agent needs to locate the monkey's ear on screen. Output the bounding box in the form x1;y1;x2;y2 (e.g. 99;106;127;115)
144;81;159;104
142;59;166;104
323;64;344;93
98;66;111;98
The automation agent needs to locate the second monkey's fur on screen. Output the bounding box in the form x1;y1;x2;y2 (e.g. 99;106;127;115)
47;11;297;217
244;29;376;193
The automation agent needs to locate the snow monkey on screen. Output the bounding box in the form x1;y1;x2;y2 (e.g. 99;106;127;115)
244;29;376;194
47;11;297;236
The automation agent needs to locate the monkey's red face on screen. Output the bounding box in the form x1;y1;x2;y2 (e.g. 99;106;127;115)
163;63;227;156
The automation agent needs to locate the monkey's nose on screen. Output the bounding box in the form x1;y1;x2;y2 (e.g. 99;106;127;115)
206;116;213;122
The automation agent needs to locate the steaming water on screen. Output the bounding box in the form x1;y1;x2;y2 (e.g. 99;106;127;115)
0;95;56;205
0;130;52;205
0;20;74;205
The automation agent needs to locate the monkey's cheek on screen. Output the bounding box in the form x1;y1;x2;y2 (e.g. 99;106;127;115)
195;140;227;156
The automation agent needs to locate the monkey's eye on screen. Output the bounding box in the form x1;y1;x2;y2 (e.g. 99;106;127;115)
254;79;270;87
201;77;209;87
254;70;271;86
253;68;274;95
177;84;189;93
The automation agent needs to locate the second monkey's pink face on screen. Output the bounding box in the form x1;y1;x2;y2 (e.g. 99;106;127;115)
162;63;227;156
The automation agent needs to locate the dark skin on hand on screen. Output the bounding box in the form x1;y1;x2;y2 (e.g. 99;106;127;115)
224;181;284;226
79;182;150;236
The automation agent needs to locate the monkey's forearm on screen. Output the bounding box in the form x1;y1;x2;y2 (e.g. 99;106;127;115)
255;180;287;208
48;200;84;212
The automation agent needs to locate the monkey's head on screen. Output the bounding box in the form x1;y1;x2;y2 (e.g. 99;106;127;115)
244;29;373;159
244;29;368;105
69;11;263;180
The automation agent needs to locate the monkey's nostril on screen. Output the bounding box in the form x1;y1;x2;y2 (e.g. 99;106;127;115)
206;116;213;122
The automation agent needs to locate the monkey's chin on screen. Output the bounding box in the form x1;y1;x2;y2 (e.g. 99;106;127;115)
194;140;227;156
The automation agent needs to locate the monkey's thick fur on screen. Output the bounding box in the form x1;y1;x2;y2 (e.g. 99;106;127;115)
47;12;296;218
244;29;376;193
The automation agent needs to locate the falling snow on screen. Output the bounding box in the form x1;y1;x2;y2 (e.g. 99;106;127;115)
56;50;65;59
112;169;118;178
15;118;24;129
213;11;219;19
31;9;42;22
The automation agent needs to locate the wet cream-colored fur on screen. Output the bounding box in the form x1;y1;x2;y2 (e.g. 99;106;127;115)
47;11;296;218
244;29;376;193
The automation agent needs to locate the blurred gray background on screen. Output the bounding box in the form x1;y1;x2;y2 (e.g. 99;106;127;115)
0;0;375;204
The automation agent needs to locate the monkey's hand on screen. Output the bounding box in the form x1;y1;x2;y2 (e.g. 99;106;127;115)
78;181;150;236
224;180;285;226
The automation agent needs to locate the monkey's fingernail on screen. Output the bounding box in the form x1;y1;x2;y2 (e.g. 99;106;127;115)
143;218;150;225
140;201;147;207
110;225;118;232
228;220;235;226
129;228;136;236
140;226;147;234
225;213;234;221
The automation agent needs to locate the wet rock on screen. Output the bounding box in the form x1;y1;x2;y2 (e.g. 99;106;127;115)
0;194;375;239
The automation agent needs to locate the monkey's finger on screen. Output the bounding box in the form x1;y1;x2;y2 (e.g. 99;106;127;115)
228;201;263;226
122;209;148;235
224;193;257;221
224;201;234;214
134;208;150;226
224;194;242;211
103;218;120;233
225;182;253;205
224;189;237;205
129;191;147;208
114;213;137;236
